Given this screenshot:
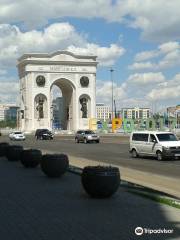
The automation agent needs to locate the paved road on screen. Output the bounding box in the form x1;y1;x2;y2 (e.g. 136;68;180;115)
1;135;180;179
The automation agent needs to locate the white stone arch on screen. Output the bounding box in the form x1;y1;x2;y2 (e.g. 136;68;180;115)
17;50;97;132
50;78;76;130
34;93;48;119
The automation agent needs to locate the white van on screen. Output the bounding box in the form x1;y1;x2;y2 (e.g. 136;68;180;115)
129;131;180;160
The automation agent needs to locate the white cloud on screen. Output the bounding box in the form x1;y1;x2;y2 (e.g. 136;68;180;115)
0;81;19;103
95;72;180;110
1;1;180;41
127;72;165;85
96;83;152;109
95;72;169;109
134;50;159;62
0;23;86;66
147;86;180;101
96;80;126;107
0;23;125;67
146;74;180;101
68;44;125;66
158;41;180;53
0;0;120;29
121;0;180;42
120;97;150;108
0;69;7;75
129;41;180;71
128;62;154;71
0;22;125;103
158;49;180;69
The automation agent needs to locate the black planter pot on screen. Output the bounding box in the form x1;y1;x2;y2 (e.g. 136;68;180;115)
21;149;42;168
0;142;9;157
81;166;120;198
6;145;23;161
41;154;69;178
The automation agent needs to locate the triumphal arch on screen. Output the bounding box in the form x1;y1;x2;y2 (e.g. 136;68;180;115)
17;51;97;132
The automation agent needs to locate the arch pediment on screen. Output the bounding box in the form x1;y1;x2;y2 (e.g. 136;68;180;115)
50;50;97;62
50;51;77;61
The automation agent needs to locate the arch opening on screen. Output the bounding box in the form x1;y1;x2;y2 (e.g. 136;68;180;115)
50;78;74;130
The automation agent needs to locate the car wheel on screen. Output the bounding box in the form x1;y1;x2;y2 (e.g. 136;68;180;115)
96;140;100;143
131;149;138;158
75;138;79;143
84;138;88;144
156;151;163;161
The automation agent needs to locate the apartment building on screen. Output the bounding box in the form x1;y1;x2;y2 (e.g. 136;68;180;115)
122;107;150;119
96;103;110;121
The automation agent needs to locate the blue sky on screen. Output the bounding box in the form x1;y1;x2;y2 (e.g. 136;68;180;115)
0;0;180;111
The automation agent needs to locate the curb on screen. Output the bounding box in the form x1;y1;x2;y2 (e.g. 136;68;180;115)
68;164;180;209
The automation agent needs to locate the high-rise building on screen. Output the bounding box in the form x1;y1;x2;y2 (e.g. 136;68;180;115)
5;106;19;121
96;103;110;121
121;107;151;119
0;104;19;121
52;97;64;129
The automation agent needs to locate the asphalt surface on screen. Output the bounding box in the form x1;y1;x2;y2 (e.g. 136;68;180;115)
0;156;180;240
1;135;180;180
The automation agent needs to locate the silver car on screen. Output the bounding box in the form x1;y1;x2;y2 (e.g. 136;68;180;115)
75;130;100;143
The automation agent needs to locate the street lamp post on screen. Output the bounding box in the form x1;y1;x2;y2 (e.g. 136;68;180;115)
110;68;114;121
50;104;54;130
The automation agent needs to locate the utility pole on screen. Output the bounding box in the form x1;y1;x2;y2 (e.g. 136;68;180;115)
110;68;114;121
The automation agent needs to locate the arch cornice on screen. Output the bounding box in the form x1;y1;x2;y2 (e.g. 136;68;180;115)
18;50;97;62
17;60;98;68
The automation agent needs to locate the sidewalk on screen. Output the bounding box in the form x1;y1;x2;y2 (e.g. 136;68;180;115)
67;155;180;199
0;156;180;240
41;147;180;199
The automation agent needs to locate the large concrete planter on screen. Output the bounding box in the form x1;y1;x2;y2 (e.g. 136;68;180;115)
0;142;9;157
6;145;23;161
40;154;69;178
81;166;120;198
21;149;42;168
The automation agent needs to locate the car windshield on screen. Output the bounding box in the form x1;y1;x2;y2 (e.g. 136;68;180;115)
14;132;22;134
85;130;95;134
156;133;178;141
41;129;50;133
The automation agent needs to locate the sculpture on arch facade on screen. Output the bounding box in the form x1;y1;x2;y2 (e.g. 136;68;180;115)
80;98;88;118
36;97;44;119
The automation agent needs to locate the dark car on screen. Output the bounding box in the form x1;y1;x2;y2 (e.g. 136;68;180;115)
35;129;53;140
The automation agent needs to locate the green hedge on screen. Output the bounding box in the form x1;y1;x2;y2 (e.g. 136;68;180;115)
0;120;17;128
